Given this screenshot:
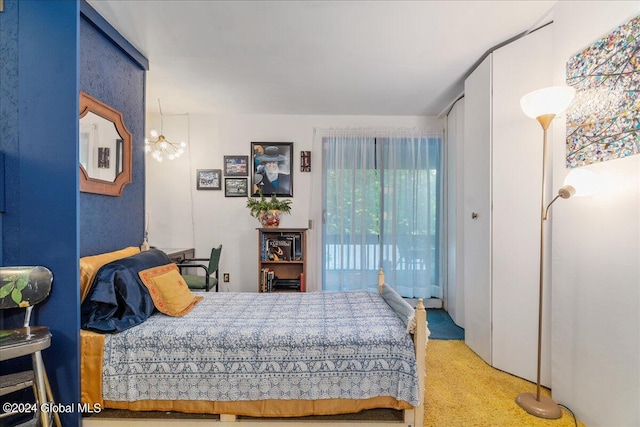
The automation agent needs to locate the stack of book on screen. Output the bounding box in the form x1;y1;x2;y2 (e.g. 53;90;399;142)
260;269;306;293
267;239;292;261
261;233;303;261
272;273;305;292
260;268;275;292
281;233;303;261
273;278;299;291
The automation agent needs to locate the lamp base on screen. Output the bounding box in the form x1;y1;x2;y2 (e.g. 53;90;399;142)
516;392;563;419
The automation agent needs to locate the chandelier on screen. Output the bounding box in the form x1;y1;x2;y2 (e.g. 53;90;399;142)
144;99;188;162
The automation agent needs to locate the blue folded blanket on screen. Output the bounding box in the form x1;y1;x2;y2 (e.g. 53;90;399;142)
81;249;171;333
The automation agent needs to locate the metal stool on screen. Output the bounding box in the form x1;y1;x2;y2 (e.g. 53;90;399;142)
0;266;60;427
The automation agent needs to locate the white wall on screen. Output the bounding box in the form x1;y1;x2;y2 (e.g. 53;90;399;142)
146;113;443;293
550;3;640;426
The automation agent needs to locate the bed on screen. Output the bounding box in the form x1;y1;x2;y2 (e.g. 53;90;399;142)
79;249;428;426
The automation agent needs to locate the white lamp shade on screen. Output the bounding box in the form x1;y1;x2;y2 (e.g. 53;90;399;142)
563;169;600;197
520;85;576;119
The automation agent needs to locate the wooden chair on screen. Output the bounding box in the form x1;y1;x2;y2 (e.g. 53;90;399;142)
0;266;60;427
176;245;222;292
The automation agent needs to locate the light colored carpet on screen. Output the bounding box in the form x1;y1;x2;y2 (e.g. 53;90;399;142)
424;340;586;427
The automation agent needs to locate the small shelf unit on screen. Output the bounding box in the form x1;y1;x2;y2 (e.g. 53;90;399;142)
257;228;307;292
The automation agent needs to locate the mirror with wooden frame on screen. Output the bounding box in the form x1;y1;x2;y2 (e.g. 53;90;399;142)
79;91;132;196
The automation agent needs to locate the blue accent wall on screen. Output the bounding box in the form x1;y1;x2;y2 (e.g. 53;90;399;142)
79;15;146;257
0;0;20;267
1;1;147;425
2;0;81;425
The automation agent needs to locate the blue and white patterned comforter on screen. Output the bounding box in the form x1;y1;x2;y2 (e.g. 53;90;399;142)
102;291;419;405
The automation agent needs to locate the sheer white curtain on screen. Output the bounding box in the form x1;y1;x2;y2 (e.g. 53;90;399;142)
320;129;379;292
315;128;444;298
379;131;444;299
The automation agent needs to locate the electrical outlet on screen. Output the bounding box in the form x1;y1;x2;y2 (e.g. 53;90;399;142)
223;273;230;282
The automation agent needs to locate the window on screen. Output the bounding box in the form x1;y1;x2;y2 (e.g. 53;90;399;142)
322;131;444;298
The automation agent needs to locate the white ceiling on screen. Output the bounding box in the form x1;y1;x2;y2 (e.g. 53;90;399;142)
87;0;556;117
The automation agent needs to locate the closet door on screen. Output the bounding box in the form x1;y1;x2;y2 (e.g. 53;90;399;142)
463;54;492;363
491;24;553;385
446;98;465;327
463;25;553;384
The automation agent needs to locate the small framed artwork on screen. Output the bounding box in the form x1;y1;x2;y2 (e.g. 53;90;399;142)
197;169;222;190
98;147;110;169
300;151;311;172
224;155;249;176
251;142;293;197
225;178;248;197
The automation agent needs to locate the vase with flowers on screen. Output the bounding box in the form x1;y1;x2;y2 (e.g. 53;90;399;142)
246;190;292;227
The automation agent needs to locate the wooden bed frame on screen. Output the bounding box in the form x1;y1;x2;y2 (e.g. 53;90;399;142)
83;270;427;427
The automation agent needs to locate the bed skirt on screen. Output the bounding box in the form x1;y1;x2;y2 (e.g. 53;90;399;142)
103;396;411;417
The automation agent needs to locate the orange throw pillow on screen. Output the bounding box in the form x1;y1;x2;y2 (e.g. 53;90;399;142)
138;264;203;316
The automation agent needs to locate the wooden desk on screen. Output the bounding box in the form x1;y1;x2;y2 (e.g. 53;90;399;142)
158;247;195;263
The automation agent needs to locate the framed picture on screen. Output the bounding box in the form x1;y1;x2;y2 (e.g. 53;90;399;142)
98;147;110;169
566;15;640;167
196;169;222;190
300;151;311;172
223;155;249;176
225;178;248;197
251;142;293;197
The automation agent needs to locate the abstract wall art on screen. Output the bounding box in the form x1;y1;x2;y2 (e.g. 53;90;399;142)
565;14;640;167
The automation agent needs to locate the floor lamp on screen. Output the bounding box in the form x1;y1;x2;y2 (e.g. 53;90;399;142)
516;85;576;419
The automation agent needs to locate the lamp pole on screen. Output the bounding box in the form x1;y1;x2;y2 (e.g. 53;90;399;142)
516;85;590;419
515;113;563;419
536;114;552;403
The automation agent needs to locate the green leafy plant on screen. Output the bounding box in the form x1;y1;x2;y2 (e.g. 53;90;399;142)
0;274;28;305
246;190;292;218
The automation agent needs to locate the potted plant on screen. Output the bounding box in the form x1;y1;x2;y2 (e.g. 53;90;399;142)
246;190;292;227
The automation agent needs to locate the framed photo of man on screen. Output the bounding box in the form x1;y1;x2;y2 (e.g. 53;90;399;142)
251;142;293;197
